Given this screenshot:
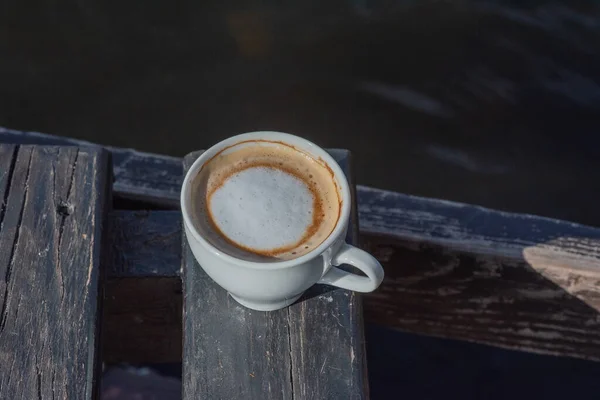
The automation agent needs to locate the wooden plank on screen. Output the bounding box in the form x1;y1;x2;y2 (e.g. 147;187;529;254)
362;235;600;361
182;151;292;400
181;149;367;399
22;124;595;362
105;185;600;363
108;187;600;280
9;128;600;362
357;188;600;360
287;150;369;400
357;186;600;268
0;127;181;207
109;210;181;278
1;126;362;211
0;145;111;399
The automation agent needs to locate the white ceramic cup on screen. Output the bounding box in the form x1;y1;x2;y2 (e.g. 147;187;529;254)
181;131;384;311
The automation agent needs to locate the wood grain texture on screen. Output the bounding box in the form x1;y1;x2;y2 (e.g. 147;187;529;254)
357;185;600;269
9;128;600;363
0;127;353;209
361;235;600;360
105;187;600;363
182;151;292;400
181;149;367;400
0;145;111;399
288;150;369;400
109;210;181;278
0;127;181;207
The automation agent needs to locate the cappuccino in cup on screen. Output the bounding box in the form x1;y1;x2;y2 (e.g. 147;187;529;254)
181;131;383;311
190;140;341;262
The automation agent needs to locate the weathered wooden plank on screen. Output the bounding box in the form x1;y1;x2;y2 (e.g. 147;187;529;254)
357;186;600;268
109;186;600;280
0;145;111;399
8;124;600;364
288;151;369;400
0;145;17;214
362;235;600;361
1;126;354;209
181;149;367;399
105;185;600;363
182;151;293;400
26;123;596;362
109;210;181;277
0;127;181;207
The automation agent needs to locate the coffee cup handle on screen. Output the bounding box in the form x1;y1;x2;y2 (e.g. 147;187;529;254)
318;243;384;292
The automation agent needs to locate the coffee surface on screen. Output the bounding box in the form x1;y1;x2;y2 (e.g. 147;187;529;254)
190;140;341;262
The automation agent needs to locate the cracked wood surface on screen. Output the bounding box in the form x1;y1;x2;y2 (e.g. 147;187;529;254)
0;145;111;399
182;150;368;400
0;127;181;207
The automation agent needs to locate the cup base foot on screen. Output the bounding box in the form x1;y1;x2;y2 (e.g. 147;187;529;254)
229;293;302;311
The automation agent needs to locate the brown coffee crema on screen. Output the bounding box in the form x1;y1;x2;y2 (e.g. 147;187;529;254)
190;140;342;262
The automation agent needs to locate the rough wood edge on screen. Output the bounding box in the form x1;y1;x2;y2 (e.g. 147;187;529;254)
181;151;294;399
357;186;600;273
7;127;598;277
106;205;600;363
0;145;112;399
7;126;600;276
0;127;181;207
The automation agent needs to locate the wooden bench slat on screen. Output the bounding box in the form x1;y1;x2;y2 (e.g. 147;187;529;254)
181;152;292;400
109;210;181;277
0;127;181;207
357;185;600;267
181;150;367;399
287;151;369;399
1;127;354;209
0;145;111;399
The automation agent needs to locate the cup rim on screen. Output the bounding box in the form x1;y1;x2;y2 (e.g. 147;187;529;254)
180;131;352;270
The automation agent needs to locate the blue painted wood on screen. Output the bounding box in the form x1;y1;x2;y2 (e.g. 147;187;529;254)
357;185;600;266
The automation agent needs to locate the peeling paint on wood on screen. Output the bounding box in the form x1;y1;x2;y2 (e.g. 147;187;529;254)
357;185;600;269
0;127;181;207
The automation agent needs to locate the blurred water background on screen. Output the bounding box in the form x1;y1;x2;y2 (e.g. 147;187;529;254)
2;0;600;225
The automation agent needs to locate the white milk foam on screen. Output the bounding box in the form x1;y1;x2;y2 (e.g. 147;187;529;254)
209;167;313;251
191;140;341;262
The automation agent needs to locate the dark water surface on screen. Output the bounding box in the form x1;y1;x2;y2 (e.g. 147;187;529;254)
2;1;600;225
